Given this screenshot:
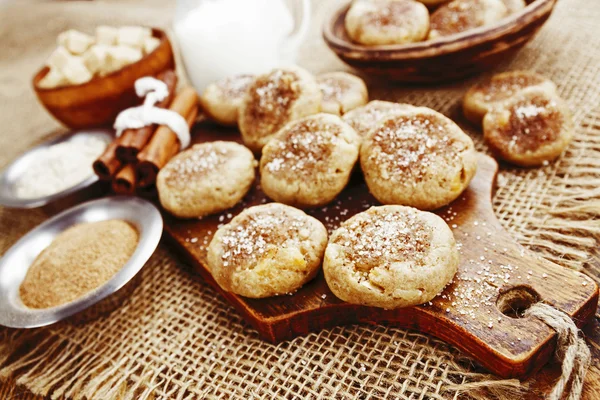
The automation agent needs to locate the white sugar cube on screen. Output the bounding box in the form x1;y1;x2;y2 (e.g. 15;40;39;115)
38;68;67;89
82;45;109;75
117;26;152;49
62;56;93;85
57;29;94;55
105;45;143;74
95;26;119;46
46;46;72;70
143;36;160;55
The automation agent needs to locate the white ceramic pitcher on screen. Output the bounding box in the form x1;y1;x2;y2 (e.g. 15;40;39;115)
174;0;311;93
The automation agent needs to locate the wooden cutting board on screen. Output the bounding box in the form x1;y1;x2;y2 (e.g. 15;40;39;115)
163;121;598;379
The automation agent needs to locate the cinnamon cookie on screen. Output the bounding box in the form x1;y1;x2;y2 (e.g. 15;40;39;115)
345;0;430;45
416;0;449;5
260;113;361;208
501;0;526;14
428;0;507;39
200;74;255;126
463;70;557;125
207;203;328;298
342;100;415;138
323;205;459;309
238;67;322;153
360;107;477;210
317;72;369;116
157;141;256;218
483;87;574;167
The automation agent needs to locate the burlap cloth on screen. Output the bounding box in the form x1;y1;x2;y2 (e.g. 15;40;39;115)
0;0;599;398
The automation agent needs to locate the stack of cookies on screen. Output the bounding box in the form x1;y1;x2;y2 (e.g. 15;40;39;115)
463;70;574;166
344;0;526;46
157;65;481;309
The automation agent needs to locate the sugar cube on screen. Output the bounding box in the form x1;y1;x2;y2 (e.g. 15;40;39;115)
46;46;72;70
143;36;160;55
95;26;119;46
38;68;67;89
57;29;94;55
105;45;143;74
82;45;109;75
118;26;152;49
62;56;93;85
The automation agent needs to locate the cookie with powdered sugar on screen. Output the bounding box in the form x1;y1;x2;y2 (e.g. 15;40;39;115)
345;0;430;45
260;113;361;208
428;0;507;40
238;66;321;153
207;203;328;298
360;107;477;210
463;70;557;126
323;205;459;309
317;72;368;116
342;100;415;138
157;141;256;218
200;74;255;126
483;87;574;167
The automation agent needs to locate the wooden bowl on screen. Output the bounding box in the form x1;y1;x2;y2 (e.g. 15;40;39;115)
33;28;175;129
323;0;558;83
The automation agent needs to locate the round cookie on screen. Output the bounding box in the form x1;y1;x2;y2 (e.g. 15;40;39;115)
416;0;449;5
501;0;526;14
238;66;322;153
360;107;477;210
200;74;255;126
345;0;430;45
323;205;459;309
317;72;369;116
342;100;415;138
463;70;557;126
157;141;256;218
482;87;574;167
260;113;361;208
428;0;508;40
207;203;328;298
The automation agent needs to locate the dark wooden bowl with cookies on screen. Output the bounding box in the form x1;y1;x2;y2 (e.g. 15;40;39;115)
323;0;558;83
32;28;175;129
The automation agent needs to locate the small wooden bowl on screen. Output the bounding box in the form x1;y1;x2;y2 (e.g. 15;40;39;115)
323;0;558;83
33;28;175;129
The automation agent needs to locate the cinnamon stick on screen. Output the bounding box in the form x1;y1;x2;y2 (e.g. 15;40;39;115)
115;70;178;162
137;87;199;188
93;141;122;181
112;164;137;195
92;70;177;181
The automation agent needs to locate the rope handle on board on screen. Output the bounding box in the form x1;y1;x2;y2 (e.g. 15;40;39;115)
525;303;591;400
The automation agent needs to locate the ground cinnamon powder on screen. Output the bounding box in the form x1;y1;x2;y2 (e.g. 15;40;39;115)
19;220;139;309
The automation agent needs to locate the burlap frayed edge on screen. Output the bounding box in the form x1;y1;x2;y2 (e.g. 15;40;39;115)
0;328;524;400
493;112;600;281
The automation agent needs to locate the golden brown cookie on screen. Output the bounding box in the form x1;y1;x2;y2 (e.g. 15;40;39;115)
501;0;526;14
323;205;459;309
360;107;477;210
157;141;256;218
207;203;328;298
428;0;507;39
345;0;430;45
463;70;557;125
238;66;322;153
317;72;369;116
483;87;574;167
260;113;361;208
200;74;255;126
342;100;415;138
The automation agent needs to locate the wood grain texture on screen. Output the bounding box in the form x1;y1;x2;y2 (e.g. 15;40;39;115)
163;122;598;379
323;0;558;82
32;28;175;129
